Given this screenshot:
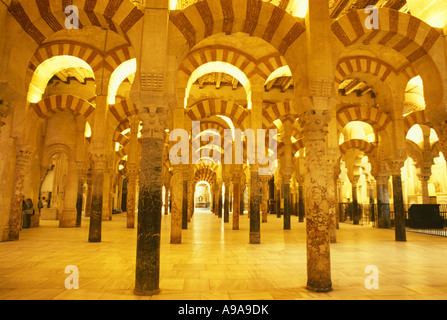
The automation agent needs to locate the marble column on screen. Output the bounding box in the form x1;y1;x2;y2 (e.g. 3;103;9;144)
164;185;170;215
88;154;107;242
59;159;79;228
188;180;194;221
261;176;269;223
300;110;332;293
268;177;275;215
327;158;337;243
389;160;406;242
232;180;240;230
85;173;92;218
298;184;305;222
134;112;166;296
418;174;431;204
75;164;85;227
218;184;223;219
182;180;188;229
8;146;31;241
224;179;230;223
376;174;391;228
127;164;138;229
240;185;245;215
249;166;261;244
351;177;360;225
276;183;281;218
170;168;183;243
283;169;292;230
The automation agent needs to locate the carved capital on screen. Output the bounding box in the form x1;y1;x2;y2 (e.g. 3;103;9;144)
0;99;11;127
386;159;406;176
91;153;108;171
140;110;168;140
298;110;331;141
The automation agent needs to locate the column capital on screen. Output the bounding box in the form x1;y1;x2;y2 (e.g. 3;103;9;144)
139;109;168;140
386;159;406;176
298;109;331;141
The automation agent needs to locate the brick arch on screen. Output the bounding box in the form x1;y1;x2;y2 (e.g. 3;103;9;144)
335;56;417;85
331;8;442;64
178;45;289;86
113;119;131;147
109;99;139;124
170;0;305;57
31;94;95;119
337;105;391;133
403;110;432;135
262;101;296;129
186;99;249;130
7;0;144;46
194;167;217;186
28;41;136;79
339;139;375;155
278;138;305;158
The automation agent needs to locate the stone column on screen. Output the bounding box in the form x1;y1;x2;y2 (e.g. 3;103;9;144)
327;156;337;243
134;112;167;296
170;167;183;243
127;115;141;228
223;178;230;223
88;153;107;242
8;146;31;241
300;110;332;293
240;184;245;215
127;164;138;228
164;184;170;215
232;178;240;230
282;170;292;230
389;160;407;241
85;172;92;218
260;176;269;223
298;183;305;222
350;176;360;225
418;174;431;204
182;179;188;229
188;180;194;221
376;174;391;228
218;183;223;218
268;177;275;215
276;177;282;218
249;166;261;244
59;159;79;228
75;164;86;227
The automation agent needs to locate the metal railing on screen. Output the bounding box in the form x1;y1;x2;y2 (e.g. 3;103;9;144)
340;202;447;237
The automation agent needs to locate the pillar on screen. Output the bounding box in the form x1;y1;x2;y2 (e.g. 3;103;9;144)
249;166;261;244
300;110;333;293
260;176;269;223
389;160;407;242
282;171;292;230
85;172;92;218
298;183;305;222
224;178;230;223
88;154;106;242
164;184;170;215
376;174;391;228
8;146;31;241
351;177;360;225
182;179;188;229
75;163;85;227
418;174;431;204
127;164;138;228
232;178;240;230
134;112;166;296
171;168;183;243
59;159;79;228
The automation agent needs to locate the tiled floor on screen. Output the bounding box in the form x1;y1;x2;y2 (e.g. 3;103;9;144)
1;210;447;300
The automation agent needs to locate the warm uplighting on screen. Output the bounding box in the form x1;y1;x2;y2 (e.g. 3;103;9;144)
28;56;94;103
108;59;136;105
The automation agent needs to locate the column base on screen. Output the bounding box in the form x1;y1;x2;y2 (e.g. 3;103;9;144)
249;232;260;244
59;210;77;228
134;288;160;296
306;280;332;293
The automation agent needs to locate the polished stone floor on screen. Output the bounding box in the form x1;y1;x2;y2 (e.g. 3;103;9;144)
0;210;447;300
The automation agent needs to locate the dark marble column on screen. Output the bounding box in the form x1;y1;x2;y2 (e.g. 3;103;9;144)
351;180;360;225
298;184;305;222
376;174;391;228
283;182;291;230
276;187;281;218
240;186;245;215
88;154;106;243
218;186;223;219
268;177;275;215
249;167;261;244
233;182;240;230
224;180;230;223
390;162;406;242
182;180;188;229
85;173;92;218
76;172;84;227
170;169;183;244
134;114;166;296
127;166;138;229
